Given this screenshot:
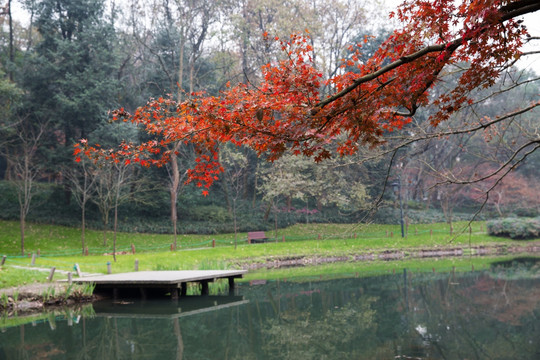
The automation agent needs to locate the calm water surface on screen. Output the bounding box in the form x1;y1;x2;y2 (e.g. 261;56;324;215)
1;258;539;359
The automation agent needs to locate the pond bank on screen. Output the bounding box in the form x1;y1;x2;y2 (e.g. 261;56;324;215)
0;283;95;316
240;242;540;269
2;241;539;316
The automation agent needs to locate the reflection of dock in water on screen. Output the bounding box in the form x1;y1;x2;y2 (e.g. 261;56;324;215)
73;270;247;299
93;296;249;319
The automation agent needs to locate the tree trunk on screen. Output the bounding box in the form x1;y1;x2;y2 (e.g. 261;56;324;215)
170;151;180;249
81;201;86;255
113;201;118;262
233;198;237;250
20;208;25;256
7;0;14;81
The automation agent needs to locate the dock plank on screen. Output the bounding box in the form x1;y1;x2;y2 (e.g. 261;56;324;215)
74;270;247;286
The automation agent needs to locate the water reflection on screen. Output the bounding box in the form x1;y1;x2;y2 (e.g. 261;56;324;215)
1;261;539;359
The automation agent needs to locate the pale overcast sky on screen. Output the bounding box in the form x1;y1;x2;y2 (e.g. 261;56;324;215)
10;0;540;74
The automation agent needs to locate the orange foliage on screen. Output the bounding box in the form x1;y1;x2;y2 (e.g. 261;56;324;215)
75;0;538;194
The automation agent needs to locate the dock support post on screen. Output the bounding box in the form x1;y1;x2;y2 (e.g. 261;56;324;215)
113;288;119;300
228;277;235;295
181;283;187;297
201;281;209;296
171;288;179;300
139;288;147;301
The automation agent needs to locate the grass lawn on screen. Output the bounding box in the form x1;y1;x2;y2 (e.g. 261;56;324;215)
0;219;538;289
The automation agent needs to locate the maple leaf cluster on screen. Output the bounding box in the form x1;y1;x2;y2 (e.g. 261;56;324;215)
75;0;537;194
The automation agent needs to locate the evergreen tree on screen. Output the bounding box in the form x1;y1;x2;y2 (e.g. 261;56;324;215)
24;0;119;173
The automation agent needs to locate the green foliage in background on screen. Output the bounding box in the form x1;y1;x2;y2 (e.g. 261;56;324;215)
487;217;540;239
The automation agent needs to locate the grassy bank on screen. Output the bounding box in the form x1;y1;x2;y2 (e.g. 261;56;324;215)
0;219;507;256
1;220;539;289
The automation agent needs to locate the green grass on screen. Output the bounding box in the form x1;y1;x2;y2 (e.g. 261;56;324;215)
0;219;538;289
242;255;529;282
0;267;52;288
0;219;508;257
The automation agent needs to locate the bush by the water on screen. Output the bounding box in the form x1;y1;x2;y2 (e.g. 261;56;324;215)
487;217;540;239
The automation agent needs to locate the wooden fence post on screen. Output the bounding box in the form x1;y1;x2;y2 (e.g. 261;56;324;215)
48;267;56;282
212;239;216;248
67;272;73;285
1;255;6;266
31;253;36;265
135;259;139;272
282;235;285;243
131;244;136;254
107;262;112;274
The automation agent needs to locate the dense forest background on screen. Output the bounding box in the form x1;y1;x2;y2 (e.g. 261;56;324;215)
1;0;539;236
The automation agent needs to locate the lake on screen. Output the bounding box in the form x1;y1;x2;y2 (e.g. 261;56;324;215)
1;257;539;359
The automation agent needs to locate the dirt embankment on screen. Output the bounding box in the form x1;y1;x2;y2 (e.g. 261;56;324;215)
241;243;540;269
0;283;94;315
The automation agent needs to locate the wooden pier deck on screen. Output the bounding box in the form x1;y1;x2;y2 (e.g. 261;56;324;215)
74;270;247;299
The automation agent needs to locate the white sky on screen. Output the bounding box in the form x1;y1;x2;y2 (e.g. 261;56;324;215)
9;0;540;74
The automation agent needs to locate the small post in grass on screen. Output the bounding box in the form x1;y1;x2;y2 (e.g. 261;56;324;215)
31;253;36;265
107;261;112;274
48;267;56;282
75;264;82;277
1;255;6;266
135;259;139;271
131;244;136;254
212;239;215;248
282;235;285;243
67;272;73;285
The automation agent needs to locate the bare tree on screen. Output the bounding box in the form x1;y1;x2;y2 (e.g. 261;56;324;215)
2;120;45;255
65;158;97;255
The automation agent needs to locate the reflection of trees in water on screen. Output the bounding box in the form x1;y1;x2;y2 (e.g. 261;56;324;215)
263;297;377;359
1;266;540;359
396;269;540;360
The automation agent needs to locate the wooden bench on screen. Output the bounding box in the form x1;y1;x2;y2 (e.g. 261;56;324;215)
248;231;268;244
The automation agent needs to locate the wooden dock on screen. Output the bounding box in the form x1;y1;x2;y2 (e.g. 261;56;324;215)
74;270;247;300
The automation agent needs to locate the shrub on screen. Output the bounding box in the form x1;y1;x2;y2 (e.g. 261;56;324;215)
487;217;540;239
188;205;231;222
